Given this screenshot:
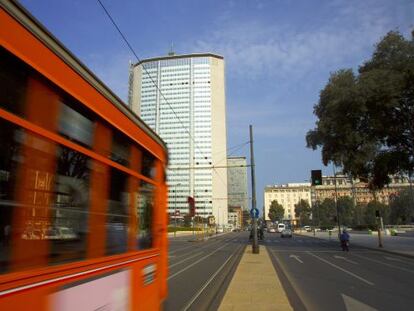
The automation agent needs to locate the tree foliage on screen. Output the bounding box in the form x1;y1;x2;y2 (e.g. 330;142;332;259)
306;30;414;189
389;189;414;224
364;201;389;226
294;199;311;226
268;200;285;222
337;196;355;226
314;198;336;228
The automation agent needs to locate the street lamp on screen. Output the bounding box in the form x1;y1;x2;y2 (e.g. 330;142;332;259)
333;165;341;237
173;183;182;237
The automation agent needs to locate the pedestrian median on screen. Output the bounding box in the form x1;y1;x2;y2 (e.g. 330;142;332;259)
218;245;293;311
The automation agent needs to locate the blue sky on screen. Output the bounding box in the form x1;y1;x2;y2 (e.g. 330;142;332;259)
21;0;414;212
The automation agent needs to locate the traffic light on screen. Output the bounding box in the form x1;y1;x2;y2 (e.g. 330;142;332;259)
311;170;322;186
188;196;195;217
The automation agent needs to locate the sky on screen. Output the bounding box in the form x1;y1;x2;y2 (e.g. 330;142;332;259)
20;0;414;213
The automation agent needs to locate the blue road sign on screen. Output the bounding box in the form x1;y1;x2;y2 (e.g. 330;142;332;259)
250;208;259;219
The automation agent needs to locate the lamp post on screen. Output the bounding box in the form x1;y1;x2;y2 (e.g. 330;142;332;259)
173;183;182;237
333;165;341;238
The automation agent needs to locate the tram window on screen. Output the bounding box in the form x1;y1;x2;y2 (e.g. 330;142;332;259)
1;47;61;132
106;168;129;255
110;131;131;167
142;151;156;179
0;120;21;273
137;181;154;250
49;145;90;265
58;102;94;148
0;47;28;117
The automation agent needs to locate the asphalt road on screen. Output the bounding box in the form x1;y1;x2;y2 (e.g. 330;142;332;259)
266;233;414;311
165;231;247;311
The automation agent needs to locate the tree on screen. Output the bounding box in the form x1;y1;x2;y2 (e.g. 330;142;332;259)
337;196;355;226
306;69;379;178
364;201;389;226
268;200;284;222
353;203;365;226
306;30;414;189
389;189;414;224
358;31;414;187
317;198;336;229
294;199;311;226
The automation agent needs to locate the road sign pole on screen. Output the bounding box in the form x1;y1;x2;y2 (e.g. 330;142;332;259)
250;125;259;254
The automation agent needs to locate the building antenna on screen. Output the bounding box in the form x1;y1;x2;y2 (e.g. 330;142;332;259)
168;42;175;56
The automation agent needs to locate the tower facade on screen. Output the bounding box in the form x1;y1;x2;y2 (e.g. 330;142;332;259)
227;156;249;211
129;54;228;224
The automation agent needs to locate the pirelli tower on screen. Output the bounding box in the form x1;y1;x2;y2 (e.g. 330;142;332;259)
129;53;228;225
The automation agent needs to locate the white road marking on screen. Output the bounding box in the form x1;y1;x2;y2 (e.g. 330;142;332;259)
169;251;204;268
384;256;404;262
181;245;243;311
353;254;414;274
307;251;374;286
333;255;358;264
289;254;303;264
169;244;195;255
342;294;378;311
270;250;373;253
168;242;229;280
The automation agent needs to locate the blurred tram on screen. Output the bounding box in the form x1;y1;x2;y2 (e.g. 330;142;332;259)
0;0;169;309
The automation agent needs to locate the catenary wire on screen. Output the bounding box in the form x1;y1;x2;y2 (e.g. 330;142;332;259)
97;0;218;167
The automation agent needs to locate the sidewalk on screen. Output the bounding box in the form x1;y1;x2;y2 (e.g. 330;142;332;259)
167;231;230;240
218;245;293;311
298;231;414;257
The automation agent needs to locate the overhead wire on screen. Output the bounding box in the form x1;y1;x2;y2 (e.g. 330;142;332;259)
96;0;246;202
96;0;213;167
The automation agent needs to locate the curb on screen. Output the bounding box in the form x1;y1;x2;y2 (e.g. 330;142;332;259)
187;231;232;242
295;233;414;259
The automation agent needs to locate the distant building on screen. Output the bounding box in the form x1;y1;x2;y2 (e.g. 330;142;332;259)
227;156;249;211
314;175;410;206
129;53;228;224
264;175;411;224
264;183;311;223
228;206;243;229
242;209;251;228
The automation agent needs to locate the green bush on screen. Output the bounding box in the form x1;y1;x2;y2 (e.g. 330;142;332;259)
167;226;202;232
353;224;377;231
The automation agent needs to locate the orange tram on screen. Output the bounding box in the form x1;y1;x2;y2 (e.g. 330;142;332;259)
0;0;169;310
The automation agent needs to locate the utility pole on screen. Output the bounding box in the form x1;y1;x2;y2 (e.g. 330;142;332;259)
250;125;259;254
174;188;177;237
333;165;341;237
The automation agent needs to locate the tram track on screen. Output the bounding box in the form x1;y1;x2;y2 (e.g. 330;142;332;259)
180;243;245;311
165;232;247;311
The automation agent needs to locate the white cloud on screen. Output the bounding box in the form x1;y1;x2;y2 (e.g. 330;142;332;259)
190;0;409;80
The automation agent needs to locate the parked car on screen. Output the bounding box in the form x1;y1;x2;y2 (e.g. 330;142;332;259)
268;227;276;233
277;223;286;232
281;229;293;238
303;226;312;232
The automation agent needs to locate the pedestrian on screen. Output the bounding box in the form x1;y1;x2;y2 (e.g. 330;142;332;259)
340;229;350;251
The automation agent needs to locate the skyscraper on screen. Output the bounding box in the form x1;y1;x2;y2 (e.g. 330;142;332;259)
129;53;228;224
227;156;249;211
